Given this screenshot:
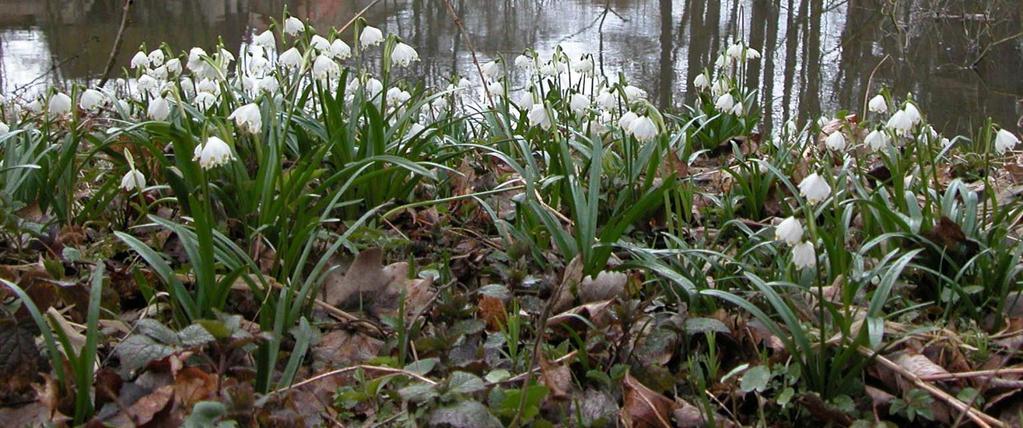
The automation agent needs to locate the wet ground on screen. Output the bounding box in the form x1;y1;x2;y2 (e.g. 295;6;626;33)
1;0;1020;135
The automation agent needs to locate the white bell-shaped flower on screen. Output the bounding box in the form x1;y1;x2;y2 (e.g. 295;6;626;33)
131;51;150;69
482;60;502;80
868;95;887;114
792;241;816;270
0;121;10;136
726;42;744;60
147;97;171;121
825;131;846;151
886;110;913;134
528;104;554;130
79;89;106;112
148;65;169;80
730;102;744;116
995;129;1020;154
798;173;831;204
572;56;594;75
359;26;384;48
364;78;384;100
312;55;340;81
693;73;710;90
714;93;735;112
629;115;658;142
148;49;165;67
596;91;616;110
711;79;730;97
257;77;279;94
310;35;330;52
623;85;647;100
486;81;503;97
48;92;72;116
865;129;889;151
903;103;922;125
229;103;262;134
391;42;419;67
165;58;182;76
279;48;303;69
569;93;589;114
193;136;234;170
330;39;351;60
253;30;276;49
618;111;639;131
775;216;804;246
514;55;531;70
386;87;411;105
284;17;304;36
120;169;146;192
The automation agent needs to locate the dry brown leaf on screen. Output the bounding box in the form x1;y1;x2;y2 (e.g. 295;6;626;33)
0;402;66;427
578;271;627;303
672;398;735;428
322;249;436;320
551;256;584;313
622;373;676;428
126;384;174;425
548;300;616;333
478;295;507;332
45;307;86;357
323;248;389;309
311;330;384;372
173;367;217;408
894;352;951;380
540;356;573;400
865;385;895;407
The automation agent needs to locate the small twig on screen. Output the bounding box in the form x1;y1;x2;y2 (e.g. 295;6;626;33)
219;273;389;337
704;390;743;428
499;351;577;384
508;257;581;428
861;55;890;117
98;0;134;88
439;0;498;109
920;367;1023;381
269;364;437;397
864;347;1004;428
338;0;384;34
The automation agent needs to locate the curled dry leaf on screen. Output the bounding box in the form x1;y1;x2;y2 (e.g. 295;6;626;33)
547;300;616;333
323;248;389;309
865;384;895;408
550;256;584;313
578;270;628;303
622;373;676;428
539;356;573;400
323;249;435;320
894;352;952;380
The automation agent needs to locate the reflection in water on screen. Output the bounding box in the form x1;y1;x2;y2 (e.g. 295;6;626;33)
0;0;1020;135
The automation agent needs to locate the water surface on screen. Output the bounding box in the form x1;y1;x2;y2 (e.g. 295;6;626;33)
1;0;1020;135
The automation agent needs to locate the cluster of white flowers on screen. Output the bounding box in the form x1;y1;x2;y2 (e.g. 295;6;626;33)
775;217;815;270
499;48;663;142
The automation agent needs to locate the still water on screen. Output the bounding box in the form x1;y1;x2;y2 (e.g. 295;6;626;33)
0;0;1020;135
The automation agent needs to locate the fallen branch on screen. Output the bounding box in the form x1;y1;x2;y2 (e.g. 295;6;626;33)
863;347;1004;428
